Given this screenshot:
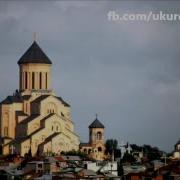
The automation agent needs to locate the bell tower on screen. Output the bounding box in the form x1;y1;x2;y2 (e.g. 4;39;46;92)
89;115;105;145
18;41;52;94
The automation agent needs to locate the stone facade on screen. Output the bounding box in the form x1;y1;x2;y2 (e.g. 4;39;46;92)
0;41;80;156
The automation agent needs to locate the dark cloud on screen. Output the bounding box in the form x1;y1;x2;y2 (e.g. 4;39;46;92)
0;1;180;152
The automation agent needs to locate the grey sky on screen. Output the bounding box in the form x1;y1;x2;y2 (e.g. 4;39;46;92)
0;1;180;152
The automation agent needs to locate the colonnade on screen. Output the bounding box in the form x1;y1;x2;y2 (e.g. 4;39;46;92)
20;71;50;91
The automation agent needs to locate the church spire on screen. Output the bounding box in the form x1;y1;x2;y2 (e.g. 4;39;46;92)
17;41;52;65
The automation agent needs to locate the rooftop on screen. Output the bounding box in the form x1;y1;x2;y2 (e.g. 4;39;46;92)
17;41;52;65
89;118;105;129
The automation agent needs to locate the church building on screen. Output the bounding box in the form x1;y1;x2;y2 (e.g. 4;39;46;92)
0;40;80;156
80;116;105;161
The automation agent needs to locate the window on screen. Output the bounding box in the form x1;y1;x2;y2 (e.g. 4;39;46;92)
21;72;23;89
47;109;54;114
98;147;102;152
39;72;42;89
32;72;35;89
25;72;28;89
97;132;102;140
46;72;48;89
4;127;8;136
38;164;43;168
88;149;91;154
56;126;58;131
84;149;87;154
52;126;53;131
26;103;28;113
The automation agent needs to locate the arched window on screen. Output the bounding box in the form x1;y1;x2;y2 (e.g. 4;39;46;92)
98;147;102;152
97;132;102;140
56;126;59;131
52;126;53;131
84;148;87;154
88;149;91;154
45;103;57;115
49;109;54;114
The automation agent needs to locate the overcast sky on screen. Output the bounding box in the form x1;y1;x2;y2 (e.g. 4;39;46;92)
0;1;180;152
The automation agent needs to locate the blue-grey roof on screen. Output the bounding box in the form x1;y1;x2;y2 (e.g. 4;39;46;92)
89;118;105;128
18;41;52;65
0;95;23;104
0;94;31;105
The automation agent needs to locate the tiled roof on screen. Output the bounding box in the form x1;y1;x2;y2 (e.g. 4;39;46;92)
16;111;28;117
54;156;66;162
0;95;23;104
38;132;60;148
19;114;40;124
22;95;31;100
40;113;55;126
32;95;70;107
31;95;50;103
0;93;32;105
175;139;180;146
62;155;82;161
89;118;105;128
56;96;70;107
80;143;89;147
18;41;52;65
4;114;55;146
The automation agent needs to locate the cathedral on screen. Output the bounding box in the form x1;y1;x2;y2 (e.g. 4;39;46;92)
0;40;80;156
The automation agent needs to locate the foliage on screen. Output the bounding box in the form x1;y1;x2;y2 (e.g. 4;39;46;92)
143;145;162;161
105;139;118;155
114;148;121;158
131;143;162;161
61;150;88;159
117;161;124;176
131;144;143;152
122;151;136;163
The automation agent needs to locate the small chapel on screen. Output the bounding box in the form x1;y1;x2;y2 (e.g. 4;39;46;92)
0;40;80;156
80;116;106;161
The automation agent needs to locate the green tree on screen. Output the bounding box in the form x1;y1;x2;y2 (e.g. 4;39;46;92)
143;145;161;161
105;139;118;155
117;161;124;177
122;152;136;163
